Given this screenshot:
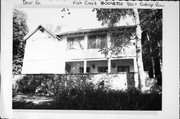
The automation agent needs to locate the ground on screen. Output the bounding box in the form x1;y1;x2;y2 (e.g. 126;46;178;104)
13;94;53;105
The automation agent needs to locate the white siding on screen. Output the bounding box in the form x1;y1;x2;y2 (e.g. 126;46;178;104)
22;27;137;74
22;30;66;74
64;34;136;61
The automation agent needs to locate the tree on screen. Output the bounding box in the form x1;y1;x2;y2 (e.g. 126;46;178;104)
13;9;29;75
60;8;162;87
93;8;162;89
139;9;162;85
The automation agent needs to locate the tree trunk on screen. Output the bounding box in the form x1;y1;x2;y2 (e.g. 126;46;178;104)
133;9;145;91
157;42;162;73
147;33;156;78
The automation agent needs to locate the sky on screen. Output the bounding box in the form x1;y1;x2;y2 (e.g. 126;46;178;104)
19;8;135;34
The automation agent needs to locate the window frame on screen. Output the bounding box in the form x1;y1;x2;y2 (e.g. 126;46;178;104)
88;34;107;49
79;67;91;73
98;66;108;73
117;66;130;72
67;36;84;50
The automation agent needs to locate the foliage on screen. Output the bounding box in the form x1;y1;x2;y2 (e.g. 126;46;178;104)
93;9;162;85
94;9;134;27
14;75;43;94
13;73;139;96
93;9;137;56
13;74;95;96
13;74;57;95
60;8;70;18
139;9;162;84
13;9;29;75
13;88;162;110
13;101;54;109
13;74;161;110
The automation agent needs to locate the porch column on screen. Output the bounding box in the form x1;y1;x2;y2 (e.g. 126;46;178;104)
108;58;111;74
133;57;138;72
107;33;111;57
84;35;88;50
133;57;139;88
84;60;87;73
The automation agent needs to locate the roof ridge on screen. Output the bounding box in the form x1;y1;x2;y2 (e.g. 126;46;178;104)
24;25;61;41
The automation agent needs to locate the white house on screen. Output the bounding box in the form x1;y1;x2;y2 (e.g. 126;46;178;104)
22;25;139;75
21;25;150;90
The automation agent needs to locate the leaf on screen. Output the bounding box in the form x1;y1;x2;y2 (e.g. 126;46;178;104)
13;9;29;74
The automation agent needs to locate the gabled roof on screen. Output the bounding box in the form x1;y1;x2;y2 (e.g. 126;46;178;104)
24;25;61;41
24;25;137;41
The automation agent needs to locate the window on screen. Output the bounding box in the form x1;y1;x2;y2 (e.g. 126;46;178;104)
79;67;91;73
79;67;83;73
117;66;129;72
65;64;71;73
98;66;108;73
87;67;90;73
88;34;107;49
67;36;84;50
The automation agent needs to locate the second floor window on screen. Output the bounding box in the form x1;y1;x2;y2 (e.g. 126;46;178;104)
67;36;84;50
88;34;107;49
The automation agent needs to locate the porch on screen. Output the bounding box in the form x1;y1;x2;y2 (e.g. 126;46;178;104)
64;58;139;89
65;58;137;74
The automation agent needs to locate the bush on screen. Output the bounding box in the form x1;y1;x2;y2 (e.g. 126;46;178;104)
13;74;162;110
14;74;54;95
53;87;161;110
13;74;95;95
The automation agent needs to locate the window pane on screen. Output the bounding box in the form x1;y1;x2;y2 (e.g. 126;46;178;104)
99;35;107;49
117;66;129;72
79;67;84;73
67;36;84;50
88;38;96;49
87;67;90;73
98;66;108;73
79;67;90;73
88;34;107;49
88;35;96;49
65;64;71;73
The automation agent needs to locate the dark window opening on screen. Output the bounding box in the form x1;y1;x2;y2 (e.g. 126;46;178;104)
98;66;108;73
65;64;71;73
79;67;91;73
117;66;129;72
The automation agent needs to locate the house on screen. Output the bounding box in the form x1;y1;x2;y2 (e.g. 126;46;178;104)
22;25;139;74
22;25;148;90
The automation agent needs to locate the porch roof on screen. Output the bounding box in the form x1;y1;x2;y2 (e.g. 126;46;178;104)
65;57;136;62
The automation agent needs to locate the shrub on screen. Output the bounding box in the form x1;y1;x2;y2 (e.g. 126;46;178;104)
53;87;161;110
13;74;162;110
14;74;54;95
